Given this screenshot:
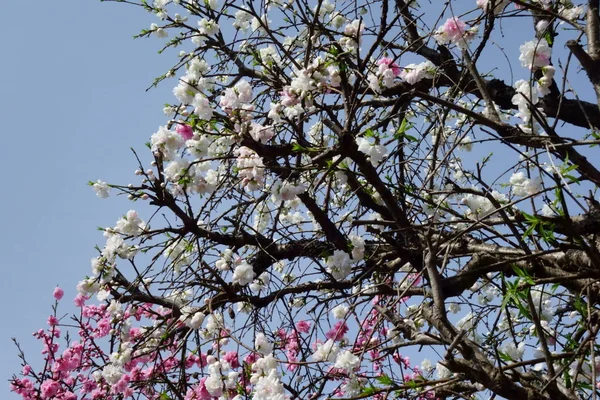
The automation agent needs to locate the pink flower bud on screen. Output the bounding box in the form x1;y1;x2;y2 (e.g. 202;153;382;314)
53;287;64;300
176;123;194;140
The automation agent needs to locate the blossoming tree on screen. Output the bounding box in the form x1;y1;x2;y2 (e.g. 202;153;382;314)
10;0;600;399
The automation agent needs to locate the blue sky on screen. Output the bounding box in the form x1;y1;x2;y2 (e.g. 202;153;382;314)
0;1;173;395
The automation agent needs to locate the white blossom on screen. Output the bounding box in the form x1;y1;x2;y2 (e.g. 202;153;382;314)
334;350;360;373
92;180;111;198
255;332;274;355
232;261;256;286
326;250;353;280
501;341;526;360
312;339;339;362
519;39;552;70
332;304;349;319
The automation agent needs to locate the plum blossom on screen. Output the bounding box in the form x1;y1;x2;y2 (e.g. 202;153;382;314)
271;180;306;202
249;122;275;143
370;57;401;89
232;260;256;285
340;19;364;51
332;304;349;319
326;250;353;280
92;180;111;198
53;287;64;300
220;80;253;113
233;9;253;32
101;364;123;385
476;0;510;14
255;332;274;355
436;362;452;379
114;210;146;236
512;79;539;124
519;39;552;70
509;172;542;197
356;136;388;166
235;146;265;190
400;61;435;85
151;125;184;160
175;124;194;140
198;18;219;36
253;369;286;400
349;234;365;261
180;310;205;330
250;271;270;292
192;93;213;120
501;341;526;360
150;23;167;38
434;17;477;47
461;190;507;219
334;350;360;373
536;19;550;34
312;339;339;362
559;4;585;21
290;68;316;94
537;65;555;96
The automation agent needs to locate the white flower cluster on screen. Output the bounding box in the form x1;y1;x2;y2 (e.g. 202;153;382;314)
151;125;184;161
340;19;364;51
232;260;256;286
500;341;526;360
204;358;240;398
271;180;306;203
114;210;146;237
250;353;286;400
476;0;510;14
173;57;214;109
235;146;265;190
511;79;542;130
356;136;388;166
460;190;507;219
519;39;552;70
92;180;111;198
537;65;555;96
326;250;353;280
509;171;542;197
179;307;206;330
400;61;436;85
220;79;253;114
312;339;339;362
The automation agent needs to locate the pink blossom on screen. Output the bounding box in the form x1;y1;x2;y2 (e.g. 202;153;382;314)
326;321;349;341
40;379;60;398
377;57;401;76
295;320;311;333
53;287;64;300
222;351;240;369
442;17;466;39
73;294;88;307
434;17;476;46
176;124;194;141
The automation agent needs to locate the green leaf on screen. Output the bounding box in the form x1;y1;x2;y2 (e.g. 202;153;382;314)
395;117;416;141
512;265;535;286
360;386;377;396
364;128;377;138
292;143;307;152
375;375;393;385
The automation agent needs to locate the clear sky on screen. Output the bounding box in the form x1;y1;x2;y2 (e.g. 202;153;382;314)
0;1;174;396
